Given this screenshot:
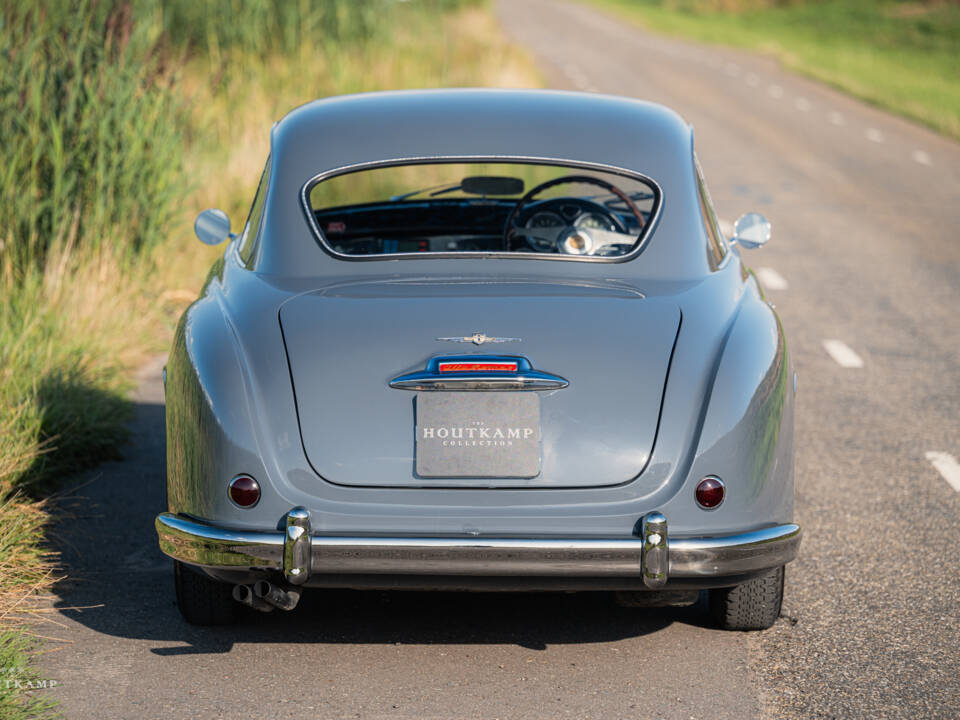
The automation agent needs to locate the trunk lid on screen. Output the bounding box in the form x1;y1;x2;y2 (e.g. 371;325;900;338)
279;280;680;488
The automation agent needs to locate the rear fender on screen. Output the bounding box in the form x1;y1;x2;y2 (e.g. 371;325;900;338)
661;280;794;530
164;260;267;519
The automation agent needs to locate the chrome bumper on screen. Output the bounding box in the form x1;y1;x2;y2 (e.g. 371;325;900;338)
156;509;801;590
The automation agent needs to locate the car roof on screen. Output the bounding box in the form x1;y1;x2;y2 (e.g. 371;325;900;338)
257;89;711;279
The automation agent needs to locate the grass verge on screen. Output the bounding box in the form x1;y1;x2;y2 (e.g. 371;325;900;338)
0;1;539;715
583;0;960;140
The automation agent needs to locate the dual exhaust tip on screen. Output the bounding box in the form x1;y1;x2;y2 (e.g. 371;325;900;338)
232;580;301;613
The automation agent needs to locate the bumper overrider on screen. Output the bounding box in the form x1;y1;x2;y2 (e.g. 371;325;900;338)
156;509;801;589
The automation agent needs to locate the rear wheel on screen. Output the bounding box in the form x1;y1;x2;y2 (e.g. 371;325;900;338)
709;566;784;631
173;560;239;626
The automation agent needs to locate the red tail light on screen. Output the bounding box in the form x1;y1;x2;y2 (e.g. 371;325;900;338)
437;361;518;373
228;475;260;508
695;476;725;509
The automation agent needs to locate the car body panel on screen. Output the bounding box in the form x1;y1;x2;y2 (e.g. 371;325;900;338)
162;90;795;589
279;279;680;488
166;258;791;532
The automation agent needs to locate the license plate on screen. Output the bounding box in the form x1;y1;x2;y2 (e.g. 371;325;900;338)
415;392;541;478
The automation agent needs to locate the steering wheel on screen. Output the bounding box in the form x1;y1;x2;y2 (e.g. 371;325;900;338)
504;175;646;255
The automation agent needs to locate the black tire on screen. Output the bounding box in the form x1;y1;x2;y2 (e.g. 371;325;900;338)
709;566;784;631
173;560;239;626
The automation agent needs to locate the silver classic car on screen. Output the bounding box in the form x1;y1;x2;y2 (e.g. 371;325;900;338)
156;89;800;630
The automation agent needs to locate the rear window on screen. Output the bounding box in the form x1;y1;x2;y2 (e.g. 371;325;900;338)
304;161;660;260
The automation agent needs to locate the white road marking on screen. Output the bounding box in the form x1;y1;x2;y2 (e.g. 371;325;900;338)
745;72;759;87
828;111;845;126
756;267;789;290
718;218;734;238
822;339;864;368
768;84;784;99
795;97;811;112
725;63;741;77
912;150;932;166
866;128;884;143
926;451;960;493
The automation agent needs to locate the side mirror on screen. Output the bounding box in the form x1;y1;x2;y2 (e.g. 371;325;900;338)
194;208;234;245
731;212;771;249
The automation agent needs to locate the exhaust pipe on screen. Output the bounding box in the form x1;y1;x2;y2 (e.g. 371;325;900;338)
253;580;301;611
232;584;273;613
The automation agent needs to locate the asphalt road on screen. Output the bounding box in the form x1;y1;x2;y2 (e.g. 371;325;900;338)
39;1;960;718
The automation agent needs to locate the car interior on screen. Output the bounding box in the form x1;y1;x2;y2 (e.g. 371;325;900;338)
308;161;659;257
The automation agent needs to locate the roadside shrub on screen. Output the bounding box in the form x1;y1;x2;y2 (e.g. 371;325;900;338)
0;1;183;275
0;0;479;277
159;0;381;60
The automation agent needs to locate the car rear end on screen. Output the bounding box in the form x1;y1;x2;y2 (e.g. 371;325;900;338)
156;90;800;629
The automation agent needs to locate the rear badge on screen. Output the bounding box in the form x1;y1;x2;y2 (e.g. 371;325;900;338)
436;333;520;346
415;392;541;478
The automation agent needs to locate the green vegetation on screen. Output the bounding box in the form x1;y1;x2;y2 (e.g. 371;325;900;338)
0;1;539;715
584;0;960;139
0;633;58;720
0;2;183;273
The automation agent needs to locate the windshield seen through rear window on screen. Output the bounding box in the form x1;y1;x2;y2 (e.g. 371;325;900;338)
306;161;659;259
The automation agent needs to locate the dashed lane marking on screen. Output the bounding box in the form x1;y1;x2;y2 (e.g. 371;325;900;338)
829;111;845;126
768;84;784;99
926;452;960;493
756;267;788;291
866;128;884;143
822;339;864;368
718;218;734;238
745;72;759;87
795;97;811;112
912;150;932;166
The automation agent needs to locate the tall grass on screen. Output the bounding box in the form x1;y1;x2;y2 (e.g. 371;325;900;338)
0;632;58;720
0;0;477;277
0;2;538;715
160;0;382;58
0;1;183;275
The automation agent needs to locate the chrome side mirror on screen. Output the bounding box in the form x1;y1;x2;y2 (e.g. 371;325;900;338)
731;212;771;249
194;208;234;245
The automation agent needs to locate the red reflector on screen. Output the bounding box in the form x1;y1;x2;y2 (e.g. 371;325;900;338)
438;362;518;373
229;475;261;508
695;476;725;509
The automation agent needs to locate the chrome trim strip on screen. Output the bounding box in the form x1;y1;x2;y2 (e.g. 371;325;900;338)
389;371;568;391
298;155;664;264
156;513;284;569
306;536;649;576
668;524;802;577
157;513;801;580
